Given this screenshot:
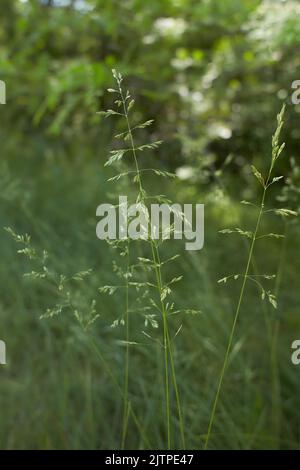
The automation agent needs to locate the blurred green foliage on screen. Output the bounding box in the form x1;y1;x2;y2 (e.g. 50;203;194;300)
1;0;300;176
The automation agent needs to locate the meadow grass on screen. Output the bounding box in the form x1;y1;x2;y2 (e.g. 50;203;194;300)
99;70;186;448
204;105;298;448
2;88;300;450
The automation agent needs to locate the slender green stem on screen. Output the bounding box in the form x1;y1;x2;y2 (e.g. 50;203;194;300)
117;75;185;449
214;152;286;449
119;80;171;447
119;87;143;197
151;241;171;448
204;162;275;449
154;244;186;448
205;102;287;448
88;336;151;448
122;241;130;449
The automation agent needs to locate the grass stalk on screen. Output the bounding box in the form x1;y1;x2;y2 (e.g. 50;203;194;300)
204;105;286;449
121;241;131;448
114;70;185;448
89;336;151;448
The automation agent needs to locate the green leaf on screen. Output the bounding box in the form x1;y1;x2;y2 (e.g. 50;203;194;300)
138;257;153;265
105;149;128;167
240;200;257;207
99;285;118;295
136;119;154;129
40;304;65;320
114;100;122;108
182;309;202;316
23;270;46;280
72;269;93;281
153;169;176;178
251;165;265;187
137;141;163;151
168;275;183;286
219;229;234;234
218;274;240;284
111;318;125;328
161;286;171;301
275;208;298;218
127;99;135;112
257;233;285;239
107;171;130;182
267;291;277;309
144;314;158;329
219;228;253;239
96;109;123;118
270;176;284;185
